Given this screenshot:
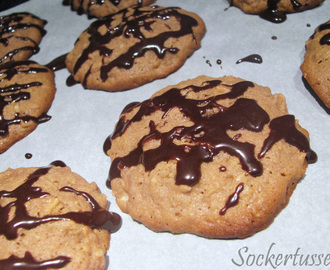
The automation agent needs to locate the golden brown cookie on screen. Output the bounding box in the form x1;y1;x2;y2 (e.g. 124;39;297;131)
301;20;330;108
0;12;47;65
63;0;156;18
229;0;324;23
105;75;317;239
65;5;206;91
0;161;122;270
0;60;56;154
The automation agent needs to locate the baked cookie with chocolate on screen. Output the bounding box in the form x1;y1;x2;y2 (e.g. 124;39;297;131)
0;60;56;154
0;12;47;65
301;20;330;108
105;75;316;239
65;5;206;91
63;0;155;18
228;0;324;23
0;161;122;270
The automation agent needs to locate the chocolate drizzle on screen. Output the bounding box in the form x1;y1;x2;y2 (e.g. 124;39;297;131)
0;161;122;241
0;12;47;64
318;22;330;45
45;54;67;72
107;78;317;189
0;252;71;269
108;80;269;186
259;0;307;23
63;0;146;17
69;6;199;87
0;61;51;136
220;183;244;215
258;115;317;163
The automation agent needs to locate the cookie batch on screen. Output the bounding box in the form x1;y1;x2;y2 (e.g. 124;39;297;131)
0;0;327;269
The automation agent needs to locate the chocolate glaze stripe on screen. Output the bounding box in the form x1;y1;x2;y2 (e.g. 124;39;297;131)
258;115;317;163
0;13;47;63
0;113;51;136
318;22;330;45
63;0;145;17
0;61;50;136
0;161;122;241
0;60;49;81
70;6;199;87
220;183;244;215
107;79;316;188
321;33;330;45
0;43;39;65
0;252;70;270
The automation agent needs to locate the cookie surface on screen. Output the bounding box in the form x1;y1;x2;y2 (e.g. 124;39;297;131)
106;75;316;239
63;0;155;18
0;12;47;65
301;20;330;108
0;60;56;154
0;161;122;270
229;0;324;22
65;5;206;91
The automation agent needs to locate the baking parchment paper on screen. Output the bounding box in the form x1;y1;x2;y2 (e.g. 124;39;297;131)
0;0;329;269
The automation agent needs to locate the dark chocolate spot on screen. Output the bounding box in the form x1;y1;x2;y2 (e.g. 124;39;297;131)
220;183;244;215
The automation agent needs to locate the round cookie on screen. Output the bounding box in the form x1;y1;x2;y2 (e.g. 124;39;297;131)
0;161;122;270
0;60;56;154
63;0;156;18
105;75;317;239
301;20;330;108
0;12;47;65
228;0;324;23
65;5;206;91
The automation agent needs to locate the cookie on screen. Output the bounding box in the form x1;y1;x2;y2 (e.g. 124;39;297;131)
63;0;156;18
0;60;56;154
105;75;317;239
229;0;324;23
301;20;330;108
0;12;47;65
0;161;122;269
65;5;206;91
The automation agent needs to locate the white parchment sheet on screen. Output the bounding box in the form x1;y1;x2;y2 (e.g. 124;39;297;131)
0;0;329;269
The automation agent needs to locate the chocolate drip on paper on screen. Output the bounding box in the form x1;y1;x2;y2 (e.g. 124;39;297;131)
0;61;51;136
0;252;70;270
45;54;67;71
68;6;199;87
0;161;122;242
0;12;47;64
236;54;263;64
